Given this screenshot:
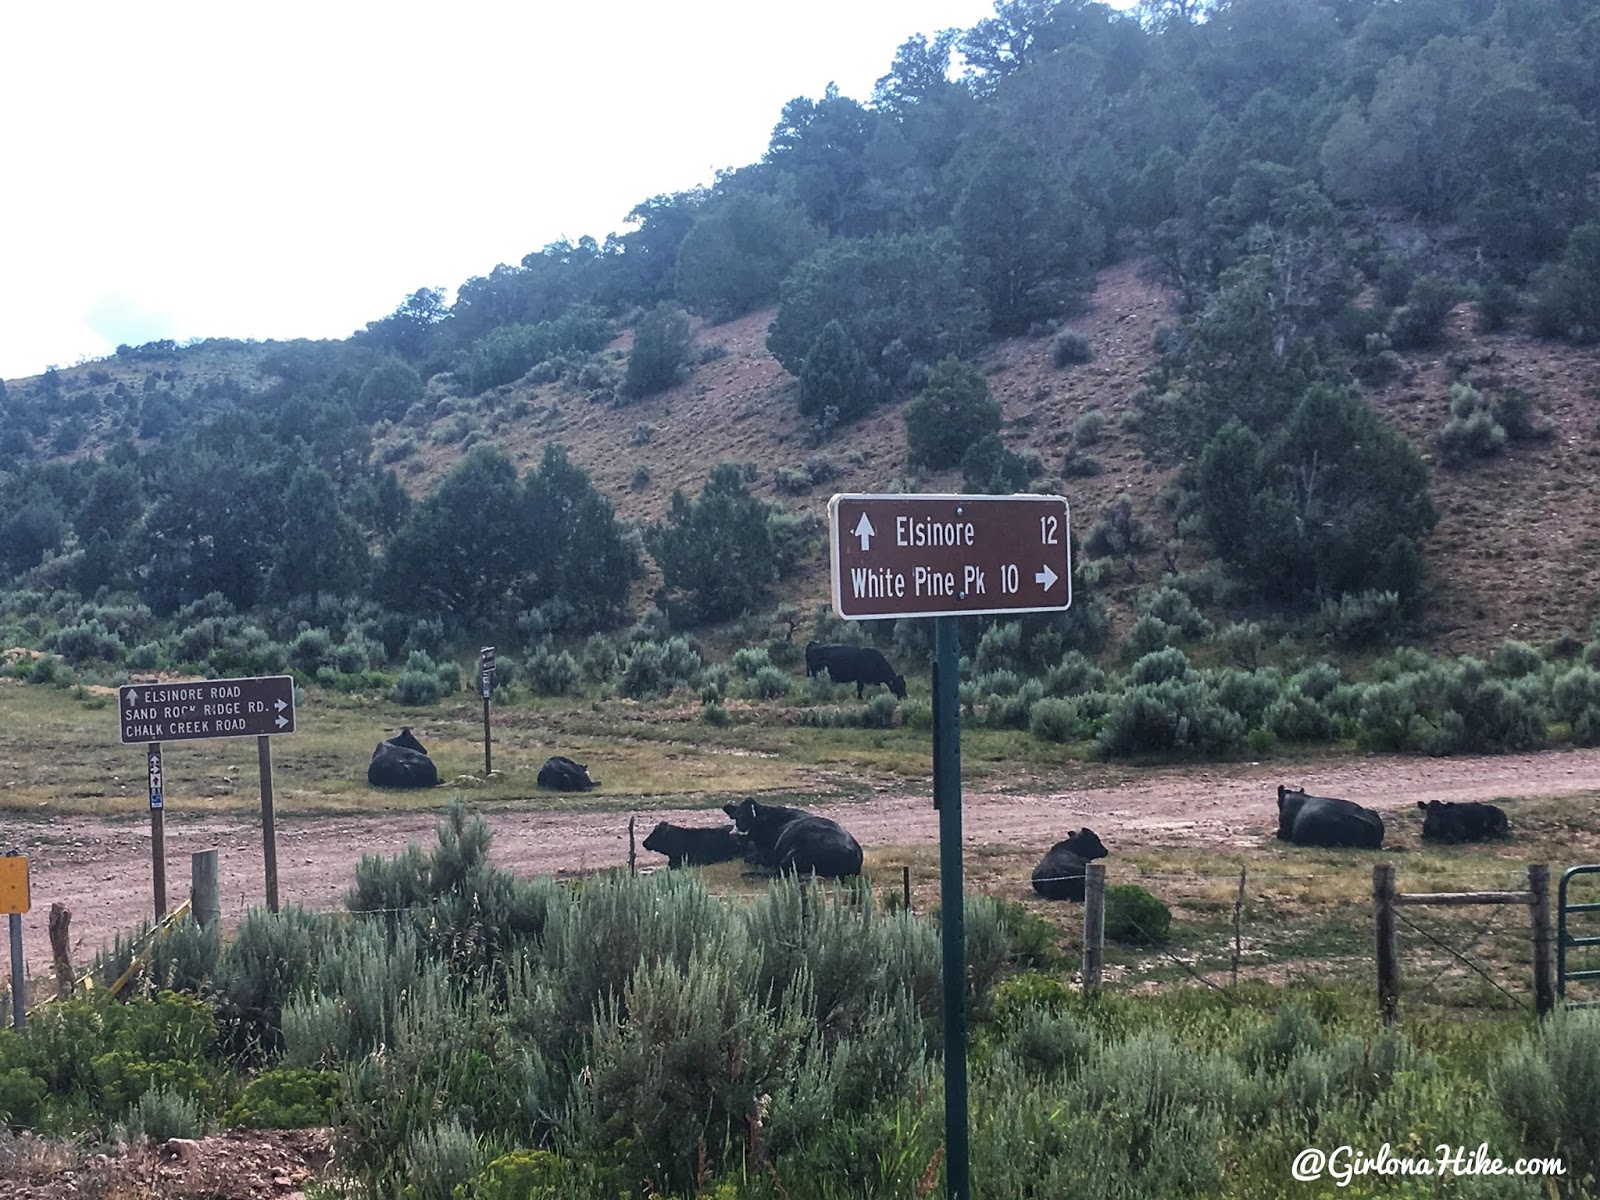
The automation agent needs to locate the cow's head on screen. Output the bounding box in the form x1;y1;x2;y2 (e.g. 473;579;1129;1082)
389;727;428;755
723;798;758;831
642;822;674;853
1276;785;1308;840
1064;827;1108;860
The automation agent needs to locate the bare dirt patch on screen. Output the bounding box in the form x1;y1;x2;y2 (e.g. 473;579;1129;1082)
12;747;1600;982
3;1127;332;1200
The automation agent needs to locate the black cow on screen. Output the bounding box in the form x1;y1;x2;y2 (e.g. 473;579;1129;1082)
804;642;907;700
1031;828;1109;902
642;821;749;868
367;727;440;789
538;756;599;791
1418;800;1509;843
1277;784;1384;849
722;797;863;878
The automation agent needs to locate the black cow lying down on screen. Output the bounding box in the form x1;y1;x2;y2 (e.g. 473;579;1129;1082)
804;642;907;700
643;821;748;868
1031;828;1109;902
538;756;599;791
723;797;863;878
368;728;440;789
1418;800;1509;843
1277;784;1384;849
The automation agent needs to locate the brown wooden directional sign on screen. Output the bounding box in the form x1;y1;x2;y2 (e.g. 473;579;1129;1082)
118;675;297;745
829;493;1072;620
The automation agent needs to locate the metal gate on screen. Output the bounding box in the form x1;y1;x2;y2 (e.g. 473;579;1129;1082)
1557;865;1600;1008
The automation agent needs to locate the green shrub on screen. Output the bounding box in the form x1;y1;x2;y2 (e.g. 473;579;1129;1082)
858;693;899;728
904;358;1002;470
1044;651;1107;697
741;664;792;700
1103;885;1171;945
1316;589;1402;648
394;669;444;706
1084;496;1153;560
1072;409;1105;444
1491;1010;1600;1189
1264;688;1336;744
465;1150;582;1200
1029;697;1082;742
1051;330;1094;367
526;646;579;696
1532;221;1600;344
1438;383;1507;464
1062;449;1103;477
1387;275;1460;349
403;1116;489;1200
1211;668;1282;727
123;1086;204;1141
619;637;703;700
1239;1003;1327;1073
49;621;123;664
1125;614;1177;657
1553;666;1600;745
991;898;1065;971
223;1068;337;1129
0;1066;47;1127
288;627;335;674
623;304;693;400
1128;646;1190;686
1493;389;1556;442
1140;586;1212;641
1096;678;1244;758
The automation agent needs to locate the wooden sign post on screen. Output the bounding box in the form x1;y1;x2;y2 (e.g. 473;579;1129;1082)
119;676;296;916
479;646;496;775
1;853;30;1030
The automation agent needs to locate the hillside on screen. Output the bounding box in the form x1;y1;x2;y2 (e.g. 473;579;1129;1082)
377;259;1599;654
5;259;1598;656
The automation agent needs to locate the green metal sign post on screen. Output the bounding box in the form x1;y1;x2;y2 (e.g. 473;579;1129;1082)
933;616;968;1199
826;492;1072;1200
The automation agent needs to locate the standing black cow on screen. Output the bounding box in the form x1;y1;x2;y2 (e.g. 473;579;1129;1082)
538;756;599;791
723;797;863;878
804;642;907;700
1418;800;1509;843
367;727;440;789
642;821;749;868
1277;785;1384;849
1031;828;1109;901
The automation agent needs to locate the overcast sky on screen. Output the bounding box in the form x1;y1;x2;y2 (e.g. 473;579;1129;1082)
0;0;1079;383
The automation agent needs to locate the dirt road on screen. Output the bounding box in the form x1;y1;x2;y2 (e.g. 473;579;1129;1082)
8;747;1600;981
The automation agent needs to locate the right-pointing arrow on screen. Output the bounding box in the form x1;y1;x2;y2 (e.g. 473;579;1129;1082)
275;715;289;729
1035;564;1059;591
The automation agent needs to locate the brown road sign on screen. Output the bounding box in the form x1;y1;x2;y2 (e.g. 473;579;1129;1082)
829;493;1072;620
118;675;297;745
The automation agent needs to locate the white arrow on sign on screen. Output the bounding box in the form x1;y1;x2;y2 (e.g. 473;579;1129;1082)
854;512;876;551
1035;564;1060;591
125;689;140;706
275;699;288;713
276;715;289;729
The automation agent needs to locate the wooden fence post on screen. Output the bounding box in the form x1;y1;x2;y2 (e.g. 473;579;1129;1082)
1374;863;1398;1023
191;850;220;931
628;817;637;876
902;864;911;913
48;902;73;1000
1529;864;1554;1016
1231;866;1247;989
1083;863;1106;995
